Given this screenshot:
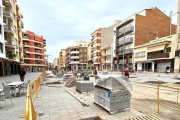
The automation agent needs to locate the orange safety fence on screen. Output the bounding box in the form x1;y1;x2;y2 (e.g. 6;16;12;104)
157;84;180;113
21;71;46;120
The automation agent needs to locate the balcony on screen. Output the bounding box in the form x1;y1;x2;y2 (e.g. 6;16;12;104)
94;62;100;64
43;41;46;44
116;26;134;38
116;48;133;55
6;55;13;59
106;60;111;64
70;56;79;59
3;10;12;20
70;51;79;54
19;47;22;52
147;53;169;59
4;24;13;34
71;61;79;64
21;20;24;28
5;40;14;48
35;51;41;53
119;59;126;64
4;0;12;7
116;37;133;46
23;36;29;39
19;37;22;42
36;62;41;64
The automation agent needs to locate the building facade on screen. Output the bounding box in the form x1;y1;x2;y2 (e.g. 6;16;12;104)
113;7;176;71
53;57;58;69
65;48;70;70
59;49;66;70
21;31;47;72
69;40;88;71
0;0;24;76
134;34;177;72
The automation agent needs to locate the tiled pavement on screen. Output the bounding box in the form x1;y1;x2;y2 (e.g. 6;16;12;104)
34;83;143;120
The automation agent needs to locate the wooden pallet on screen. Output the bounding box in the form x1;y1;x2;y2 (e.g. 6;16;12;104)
65;76;75;87
126;114;162;120
94;102;131;115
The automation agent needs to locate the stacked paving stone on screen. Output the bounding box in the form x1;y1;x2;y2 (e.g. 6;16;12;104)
94;75;131;113
56;73;63;78
76;81;94;93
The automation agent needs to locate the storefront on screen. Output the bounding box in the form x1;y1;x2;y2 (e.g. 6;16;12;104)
154;59;174;72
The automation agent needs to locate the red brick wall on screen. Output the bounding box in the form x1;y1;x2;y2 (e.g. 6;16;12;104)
135;7;177;46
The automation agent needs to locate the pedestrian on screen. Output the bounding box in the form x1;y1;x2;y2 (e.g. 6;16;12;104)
18;68;26;82
62;69;64;74
94;67;97;75
165;66;170;74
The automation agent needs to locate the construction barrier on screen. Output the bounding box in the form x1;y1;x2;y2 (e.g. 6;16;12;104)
157;84;180;113
24;71;46;120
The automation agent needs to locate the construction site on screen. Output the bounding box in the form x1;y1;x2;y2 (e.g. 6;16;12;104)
19;70;179;120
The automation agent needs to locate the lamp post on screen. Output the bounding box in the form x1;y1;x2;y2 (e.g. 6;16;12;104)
47;55;51;70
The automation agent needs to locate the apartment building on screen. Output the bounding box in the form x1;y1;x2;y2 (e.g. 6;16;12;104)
87;41;92;70
134;34;177;72
0;0;5;76
65;48;70;70
0;0;24;76
113;7;176;71
89;21;121;71
53;57;58;69
59;49;66;70
101;43;113;70
69;40;88;71
21;31;47;72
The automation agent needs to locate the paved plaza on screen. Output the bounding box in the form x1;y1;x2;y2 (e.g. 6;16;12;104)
0;72;179;120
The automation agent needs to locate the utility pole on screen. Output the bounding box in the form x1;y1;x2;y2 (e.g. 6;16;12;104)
122;29;125;76
169;11;173;36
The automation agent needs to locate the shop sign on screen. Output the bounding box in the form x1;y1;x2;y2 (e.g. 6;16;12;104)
155;59;169;63
0;59;3;63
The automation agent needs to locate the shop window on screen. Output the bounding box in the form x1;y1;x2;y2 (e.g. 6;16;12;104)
79;44;82;46
166;47;171;52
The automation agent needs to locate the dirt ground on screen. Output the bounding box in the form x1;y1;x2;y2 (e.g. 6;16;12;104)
131;82;180;120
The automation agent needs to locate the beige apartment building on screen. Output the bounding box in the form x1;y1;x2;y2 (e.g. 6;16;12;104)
89;21;121;71
2;0;24;76
69;40;88;71
59;49;66;70
134;34;177;72
53;57;58;69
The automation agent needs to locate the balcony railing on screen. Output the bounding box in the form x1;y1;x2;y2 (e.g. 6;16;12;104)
116;37;133;46
3;10;12;18
147;53;169;59
119;59;126;63
35;51;40;53
116;26;134;37
4;24;13;32
23;36;29;39
36;62;41;64
116;48;133;55
71;56;79;59
106;60;111;63
5;40;14;46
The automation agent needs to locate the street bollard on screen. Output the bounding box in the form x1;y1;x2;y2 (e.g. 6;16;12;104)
158;70;160;77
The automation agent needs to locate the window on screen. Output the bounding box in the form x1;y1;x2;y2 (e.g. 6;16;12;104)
0;24;2;34
80;59;83;62
80;49;82;52
84;45;86;47
84;50;86;52
79;54;82;57
135;51;146;58
84;55;86;57
79;44;82;46
0;42;3;53
84;60;86;62
0;6;1;17
166;47;171;52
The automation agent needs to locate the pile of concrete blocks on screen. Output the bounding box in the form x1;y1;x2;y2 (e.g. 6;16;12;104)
56;73;63;79
76;81;94;93
94;75;131;113
63;74;73;81
102;70;108;75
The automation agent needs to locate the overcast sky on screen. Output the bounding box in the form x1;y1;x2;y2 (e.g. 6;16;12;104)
18;0;178;63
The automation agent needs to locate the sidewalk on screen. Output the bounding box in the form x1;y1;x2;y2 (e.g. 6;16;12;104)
0;72;42;120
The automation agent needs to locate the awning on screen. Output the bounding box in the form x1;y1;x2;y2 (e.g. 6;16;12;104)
147;44;165;52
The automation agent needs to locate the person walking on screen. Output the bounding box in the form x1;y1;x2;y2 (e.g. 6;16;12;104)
165;66;170;74
62;69;64;74
18;68;26;82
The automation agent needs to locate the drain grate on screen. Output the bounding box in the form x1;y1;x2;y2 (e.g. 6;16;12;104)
126;114;162;120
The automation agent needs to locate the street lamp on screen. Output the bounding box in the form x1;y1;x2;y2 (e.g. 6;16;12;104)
46;55;51;70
